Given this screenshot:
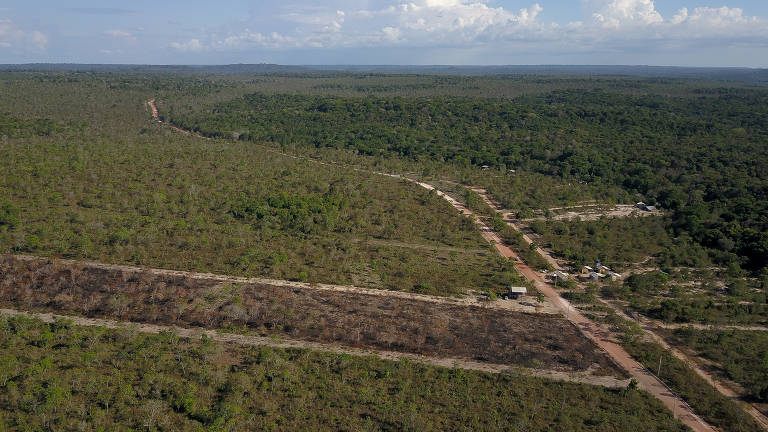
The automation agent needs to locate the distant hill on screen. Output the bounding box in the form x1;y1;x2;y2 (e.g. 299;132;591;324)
0;63;310;75
1;63;767;83
305;65;768;83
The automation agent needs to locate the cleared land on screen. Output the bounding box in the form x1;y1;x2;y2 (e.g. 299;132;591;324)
0;255;619;376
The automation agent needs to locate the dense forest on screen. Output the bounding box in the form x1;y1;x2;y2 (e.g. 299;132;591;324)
169;89;768;273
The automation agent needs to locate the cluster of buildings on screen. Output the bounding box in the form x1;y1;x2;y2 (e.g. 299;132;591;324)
581;260;622;282
544;260;623;284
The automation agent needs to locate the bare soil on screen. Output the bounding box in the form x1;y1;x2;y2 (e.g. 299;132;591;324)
0;255;620;376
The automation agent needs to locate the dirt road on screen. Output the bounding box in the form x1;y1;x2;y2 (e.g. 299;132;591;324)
147;99;198;137
429;187;716;432
145;98;714;430
0;308;627;388
645;323;768;429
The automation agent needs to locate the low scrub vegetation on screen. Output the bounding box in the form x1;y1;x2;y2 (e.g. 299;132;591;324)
0;315;688;431
671;328;768;403
623;339;764;432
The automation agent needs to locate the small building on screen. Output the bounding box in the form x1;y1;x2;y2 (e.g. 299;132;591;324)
580;271;606;282
636;202;657;212
547;271;569;281
505;286;528;300
582;265;594;274
610;272;623;281
481;165;490;170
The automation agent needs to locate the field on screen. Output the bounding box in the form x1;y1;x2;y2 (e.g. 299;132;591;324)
0;255;619;376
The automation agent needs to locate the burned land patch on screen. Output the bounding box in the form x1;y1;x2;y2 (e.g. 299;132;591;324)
0;255;622;376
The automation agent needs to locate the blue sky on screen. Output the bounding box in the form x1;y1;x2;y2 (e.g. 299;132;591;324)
1;1;767;66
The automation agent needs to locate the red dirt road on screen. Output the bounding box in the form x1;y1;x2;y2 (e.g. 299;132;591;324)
147;99;196;136
422;185;715;432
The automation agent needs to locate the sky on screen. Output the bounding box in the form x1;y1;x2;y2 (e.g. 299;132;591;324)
1;0;767;67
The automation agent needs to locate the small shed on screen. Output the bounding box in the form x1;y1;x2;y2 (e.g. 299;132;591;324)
547;271;569;281
636;202;656;212
588;271;606;281
505;286;528;300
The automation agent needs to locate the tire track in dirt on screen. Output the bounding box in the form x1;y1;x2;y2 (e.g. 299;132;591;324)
0;308;629;389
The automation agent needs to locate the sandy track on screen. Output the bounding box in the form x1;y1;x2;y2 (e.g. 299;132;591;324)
644;323;768;429
0;308;628;389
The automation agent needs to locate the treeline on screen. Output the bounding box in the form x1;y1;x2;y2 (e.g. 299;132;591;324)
168;89;768;272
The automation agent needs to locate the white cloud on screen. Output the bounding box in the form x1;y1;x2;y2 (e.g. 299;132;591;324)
169;38;205;52
166;1;768;58
0;18;47;50
590;0;663;28
104;29;136;41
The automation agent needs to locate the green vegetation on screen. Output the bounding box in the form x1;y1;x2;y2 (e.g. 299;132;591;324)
0;315;688;431
0;75;530;296
602;270;767;325
528;216;679;270
170;88;768;273
622;339;763;432
672;329;768;403
0;115;67;137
